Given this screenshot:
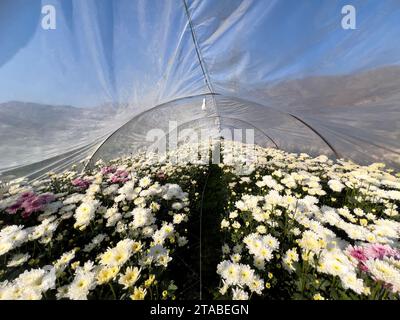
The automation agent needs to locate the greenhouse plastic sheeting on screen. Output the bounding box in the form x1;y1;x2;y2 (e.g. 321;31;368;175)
0;0;400;180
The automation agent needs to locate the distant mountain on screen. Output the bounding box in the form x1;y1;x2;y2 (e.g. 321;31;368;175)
246;66;400;168
0;101;122;169
251;65;400;111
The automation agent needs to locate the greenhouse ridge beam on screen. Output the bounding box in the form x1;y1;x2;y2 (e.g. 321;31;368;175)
182;0;214;95
182;0;221;132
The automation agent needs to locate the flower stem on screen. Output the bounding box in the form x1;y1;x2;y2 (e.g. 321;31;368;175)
109;283;117;300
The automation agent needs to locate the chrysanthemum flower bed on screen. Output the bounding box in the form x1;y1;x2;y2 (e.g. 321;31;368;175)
216;141;400;300
1;140;399;300
0;148;208;300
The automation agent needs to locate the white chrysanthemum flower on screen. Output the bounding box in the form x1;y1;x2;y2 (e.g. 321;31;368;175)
232;221;241;229
282;248;299;273
243;233;279;261
365;259;400;292
248;277;264;295
7;253;30;267
231;253;241;263
67;270;96;300
0;241;13;256
73;199;100;230
221;219;230;228
217;260;240;286
56;285;69;300
298;230;323;253
13;266;56;297
118;266;141;289
253;258;265;271
132;207;155;229
149;244;168;259
130;286;147;300
139;176;152;188
173;213;185;224
156;254;172;267
63;193;85;205
162;184;188;200
172;202;183;210
231;287;249;300
340;273;366;295
222;244;230;255
177;236;188;247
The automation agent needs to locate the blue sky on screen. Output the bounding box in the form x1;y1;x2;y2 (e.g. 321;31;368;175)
0;0;399;108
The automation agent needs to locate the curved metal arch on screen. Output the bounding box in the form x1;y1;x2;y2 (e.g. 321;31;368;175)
91;114;279;166
286;114;340;158
84;92;343;171
217;95;341;158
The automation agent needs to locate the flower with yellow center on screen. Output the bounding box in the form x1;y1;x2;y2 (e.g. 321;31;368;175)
145;274;156;287
99;250;113;266
227;265;236;277
259;248;272;260
96;266;119;285
77;278;89;289
112;249;129;266
131;241;143;254
118;266;141;289
10;287;23;299
130;287;147;300
252;241;261;249
366;233;377;242
164;226;173;233
240;269;251;282
80;205;91;214
363;287;371;295
287;251;298;261
313;293;325;300
331;261;344;275
157;255;171;267
262;212;270;220
318;239;327;248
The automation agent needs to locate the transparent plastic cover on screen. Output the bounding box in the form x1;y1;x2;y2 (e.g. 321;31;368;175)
1;0;399;179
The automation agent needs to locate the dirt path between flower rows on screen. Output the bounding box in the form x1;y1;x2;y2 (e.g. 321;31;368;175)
169;159;227;300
